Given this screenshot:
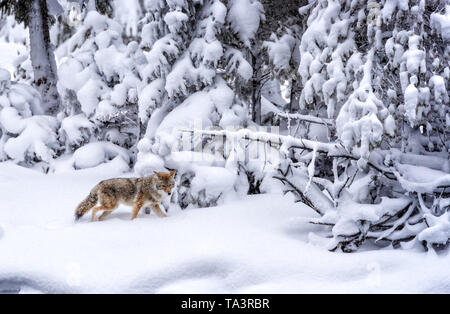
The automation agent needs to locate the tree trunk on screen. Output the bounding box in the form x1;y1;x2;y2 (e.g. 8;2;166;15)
29;0;61;115
251;48;262;124
289;78;301;113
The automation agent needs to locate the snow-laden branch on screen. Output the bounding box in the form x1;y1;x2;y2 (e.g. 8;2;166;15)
394;170;450;193
385;148;450;172
180;128;450;185
275;112;334;126
180;128;395;179
273;171;335;215
181;128;337;153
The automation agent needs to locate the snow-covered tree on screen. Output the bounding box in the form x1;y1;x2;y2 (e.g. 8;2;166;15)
135;0;268;207
0;0;63;114
260;0;306;117
275;0;450;252
0;68;59;170
0;0;114;116
58;10;140;158
222;0;265;123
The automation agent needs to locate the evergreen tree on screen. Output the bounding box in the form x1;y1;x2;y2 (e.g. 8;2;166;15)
0;0;113;115
276;0;450;251
135;0;264;207
0;67;59;170
262;0;307;114
58;10;140;159
0;0;62;115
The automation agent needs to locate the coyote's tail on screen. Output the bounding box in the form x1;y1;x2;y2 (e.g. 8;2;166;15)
75;187;99;221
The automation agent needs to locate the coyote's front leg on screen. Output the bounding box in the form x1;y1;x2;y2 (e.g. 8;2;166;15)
151;203;167;217
131;197;144;220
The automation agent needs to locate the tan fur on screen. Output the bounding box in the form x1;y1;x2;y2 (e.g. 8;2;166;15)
75;170;176;222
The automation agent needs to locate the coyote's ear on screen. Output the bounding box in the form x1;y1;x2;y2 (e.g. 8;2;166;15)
170;169;177;177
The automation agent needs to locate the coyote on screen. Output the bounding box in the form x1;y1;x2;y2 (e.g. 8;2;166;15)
75;170;176;222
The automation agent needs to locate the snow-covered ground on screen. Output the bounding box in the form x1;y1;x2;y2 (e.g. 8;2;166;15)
0;162;449;294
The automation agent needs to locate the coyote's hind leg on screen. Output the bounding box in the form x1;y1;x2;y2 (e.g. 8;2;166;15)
91;203;118;222
92;192;118;222
98;210;114;221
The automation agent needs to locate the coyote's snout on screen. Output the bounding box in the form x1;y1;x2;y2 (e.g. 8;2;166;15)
75;170;176;222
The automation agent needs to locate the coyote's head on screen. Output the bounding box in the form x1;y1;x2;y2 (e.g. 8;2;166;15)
154;170;177;195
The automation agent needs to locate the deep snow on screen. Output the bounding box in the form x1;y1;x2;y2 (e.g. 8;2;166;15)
0;162;449;293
